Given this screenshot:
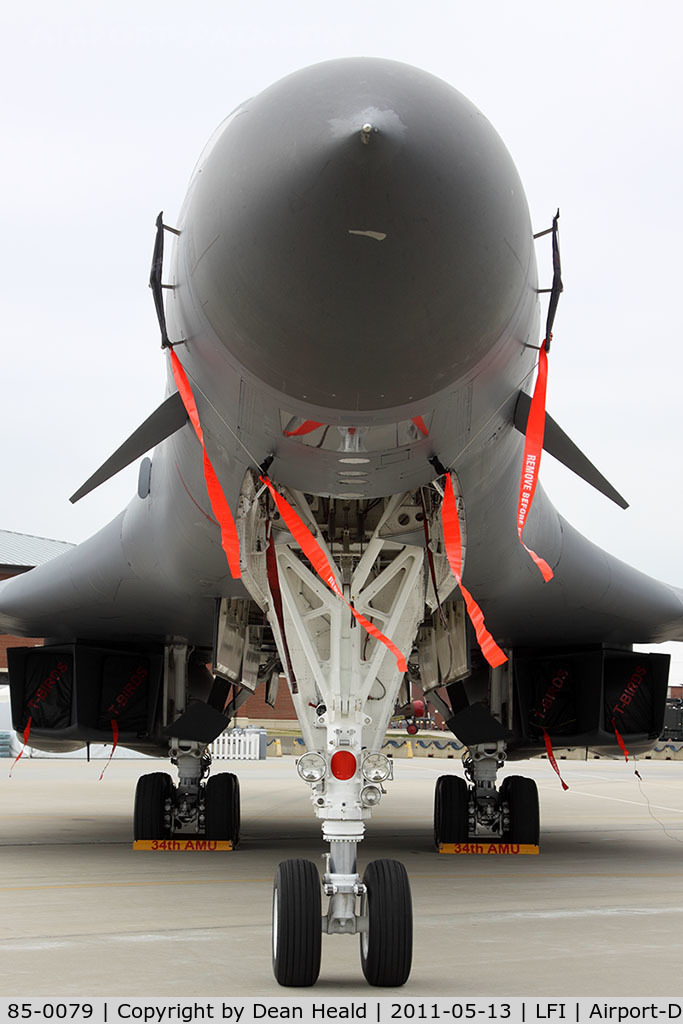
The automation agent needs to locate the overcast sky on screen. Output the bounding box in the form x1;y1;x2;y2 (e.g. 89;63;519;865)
2;1;682;672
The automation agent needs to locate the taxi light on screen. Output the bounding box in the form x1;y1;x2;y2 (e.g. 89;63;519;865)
296;751;327;783
330;750;357;780
361;784;382;807
361;752;392;783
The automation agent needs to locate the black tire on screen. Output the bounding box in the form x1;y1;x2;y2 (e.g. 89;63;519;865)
272;859;321;987
434;774;469;847
502;775;540;845
133;772;173;840
204;772;240;845
360;859;412;987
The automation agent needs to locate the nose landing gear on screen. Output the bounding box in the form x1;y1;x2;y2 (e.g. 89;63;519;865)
271;848;413;989
244;486;425;987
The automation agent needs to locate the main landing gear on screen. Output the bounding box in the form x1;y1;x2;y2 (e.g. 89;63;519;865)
433;742;540;847
133;740;241;844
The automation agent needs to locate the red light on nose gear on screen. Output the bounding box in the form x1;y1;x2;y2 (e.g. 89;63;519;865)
412;699;425;717
330;750;357;780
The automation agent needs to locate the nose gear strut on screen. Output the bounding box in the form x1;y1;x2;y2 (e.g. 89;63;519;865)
238;479;427;987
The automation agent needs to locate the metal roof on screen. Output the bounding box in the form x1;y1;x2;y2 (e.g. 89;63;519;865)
0;529;75;568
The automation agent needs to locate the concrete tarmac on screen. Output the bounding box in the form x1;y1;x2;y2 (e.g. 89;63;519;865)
1;755;683;997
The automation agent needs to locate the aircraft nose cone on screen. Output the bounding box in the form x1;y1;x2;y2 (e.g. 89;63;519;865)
179;58;534;411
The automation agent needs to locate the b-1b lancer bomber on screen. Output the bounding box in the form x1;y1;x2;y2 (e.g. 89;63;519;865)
2;58;681;987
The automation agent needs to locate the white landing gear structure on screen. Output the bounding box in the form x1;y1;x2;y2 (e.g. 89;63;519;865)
239;478;432;986
237;473;541;986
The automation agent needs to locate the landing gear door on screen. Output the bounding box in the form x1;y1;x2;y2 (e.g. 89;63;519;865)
213;598;248;682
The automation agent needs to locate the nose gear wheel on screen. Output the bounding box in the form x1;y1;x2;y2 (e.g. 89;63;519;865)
360;859;413;987
272;858;322;987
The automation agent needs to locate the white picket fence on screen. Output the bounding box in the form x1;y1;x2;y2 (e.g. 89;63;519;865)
210;728;267;760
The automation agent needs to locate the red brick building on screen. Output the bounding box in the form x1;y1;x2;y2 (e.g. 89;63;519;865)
240;678;297;722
